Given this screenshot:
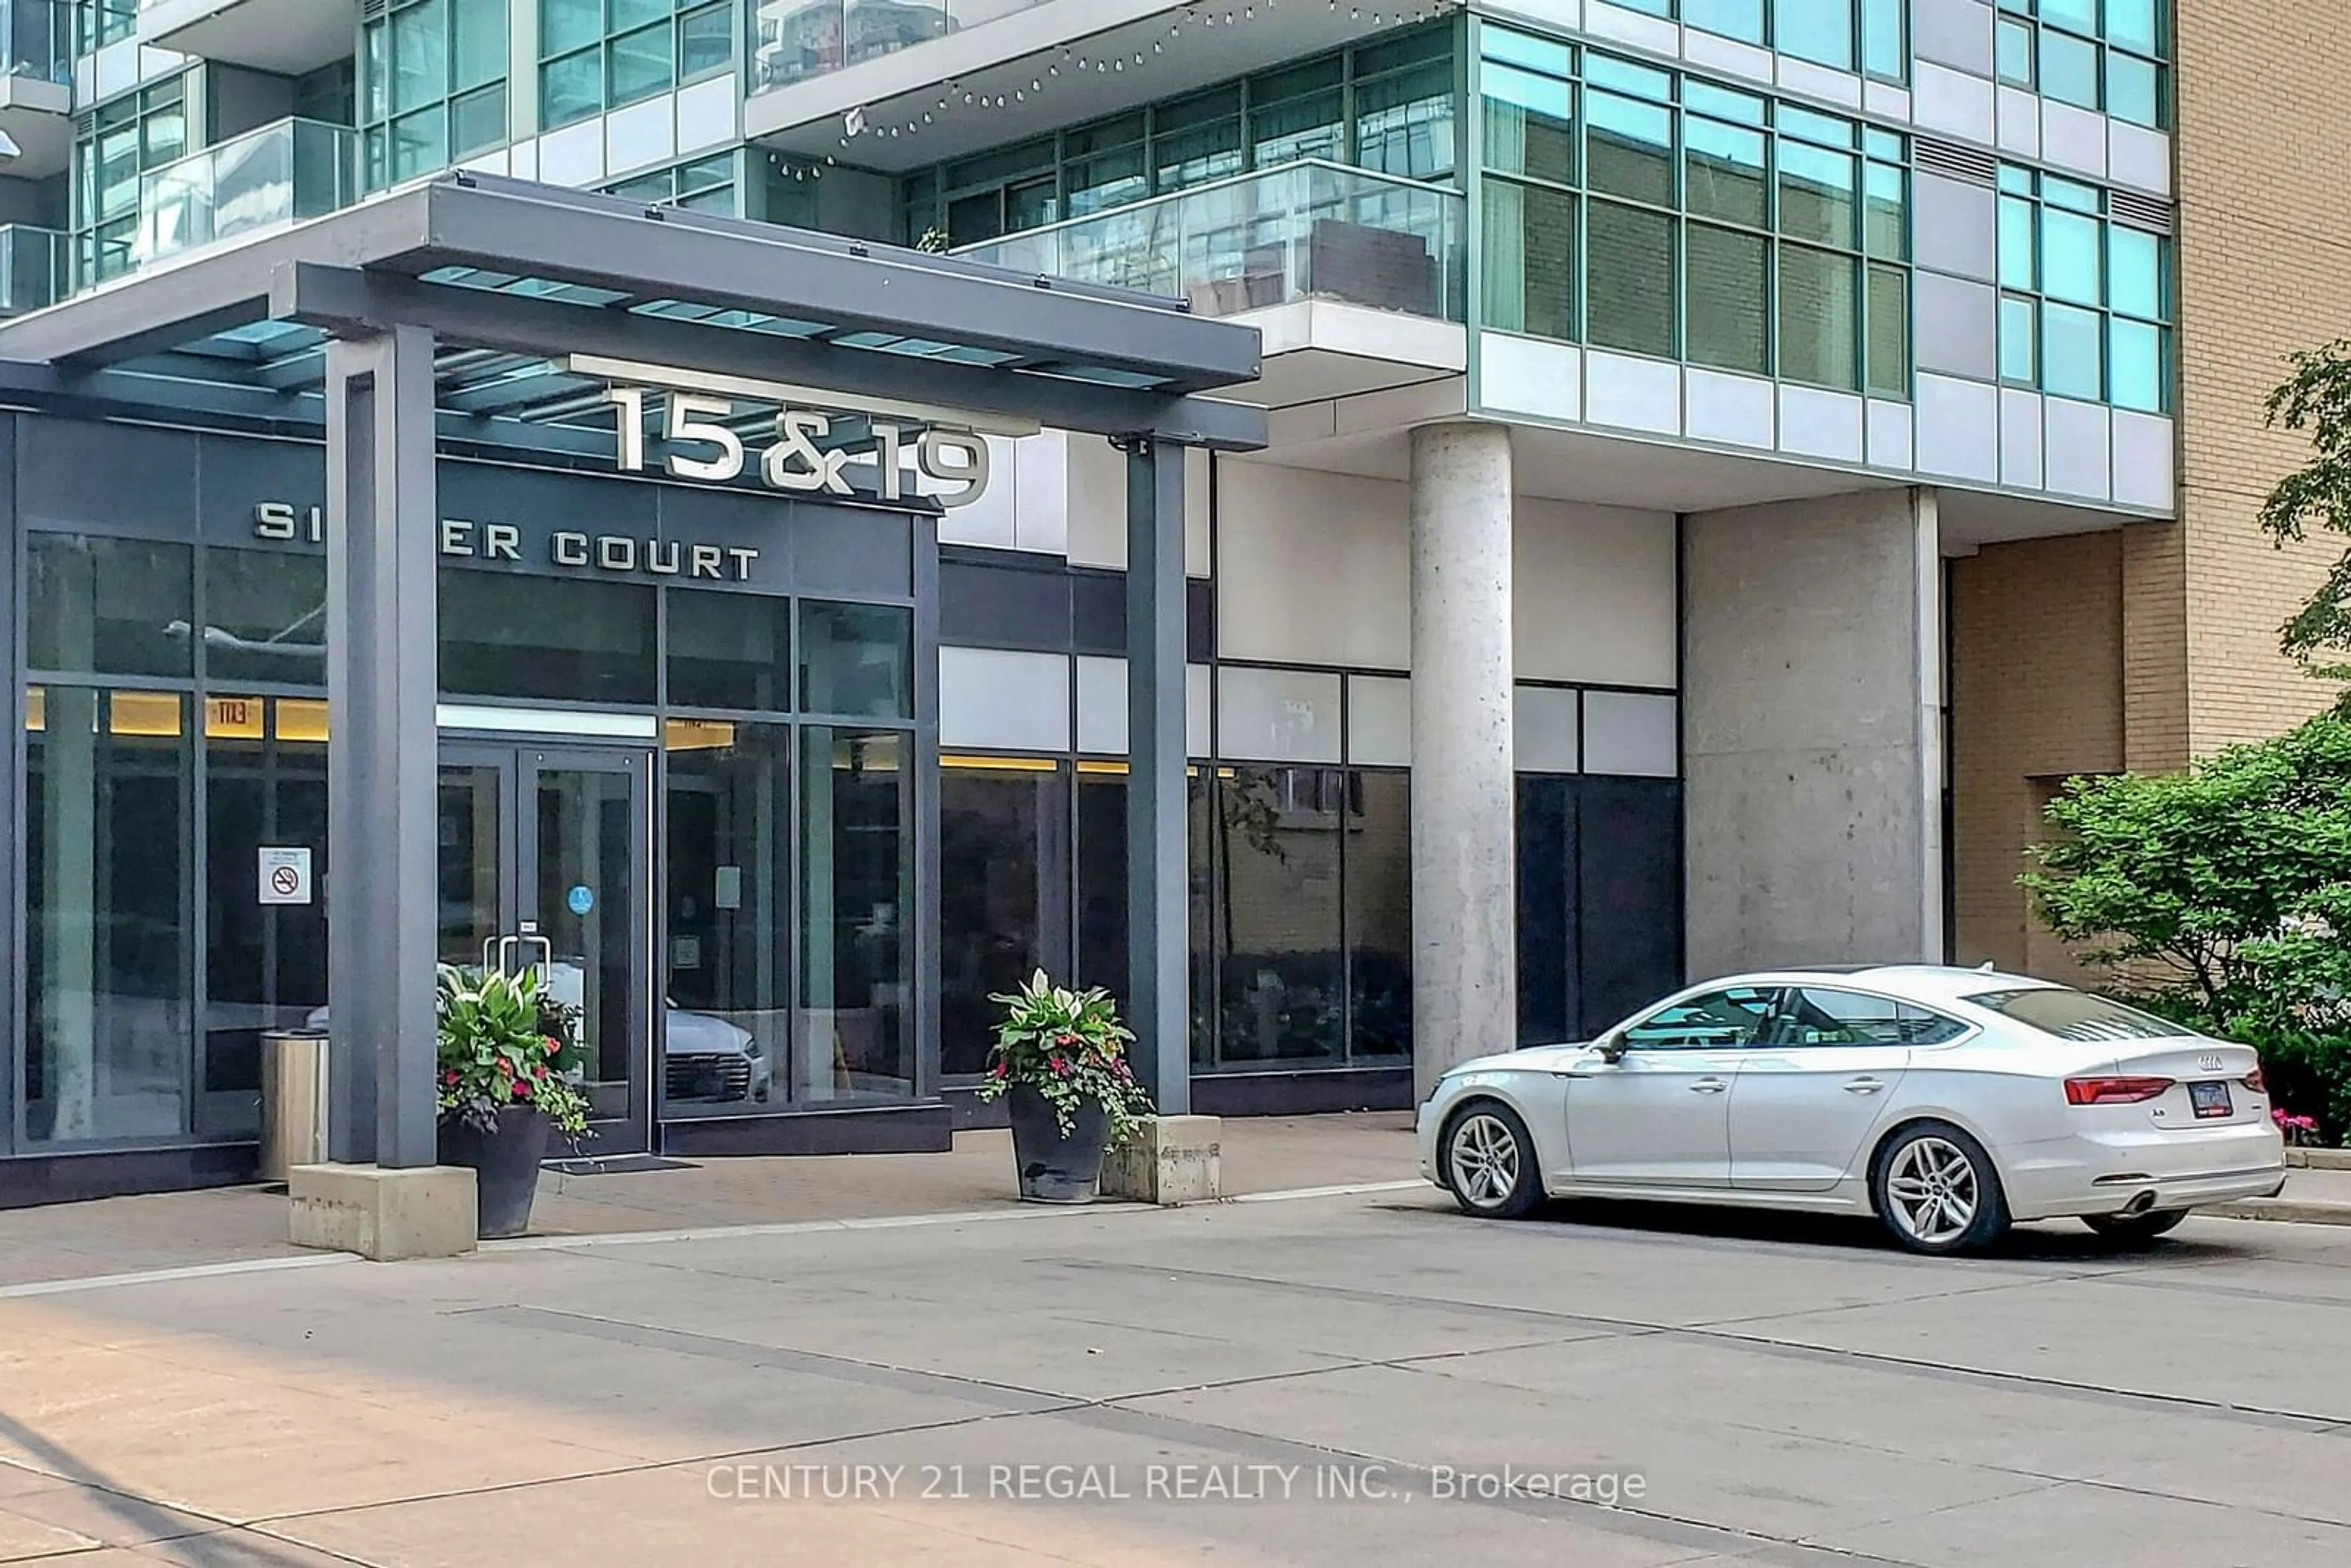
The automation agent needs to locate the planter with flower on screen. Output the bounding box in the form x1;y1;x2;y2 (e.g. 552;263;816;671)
436;966;592;1238
977;971;1155;1203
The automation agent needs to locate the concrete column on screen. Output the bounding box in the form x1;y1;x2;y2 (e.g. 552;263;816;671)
1681;487;1945;977
1124;436;1190;1117
1408;422;1517;1102
324;325;440;1170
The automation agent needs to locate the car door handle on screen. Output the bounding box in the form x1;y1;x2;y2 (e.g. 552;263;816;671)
1843;1078;1886;1094
1687;1078;1727;1094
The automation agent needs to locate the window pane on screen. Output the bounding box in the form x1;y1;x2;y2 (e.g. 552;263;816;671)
438;571;656;703
1998;193;2036;289
680;1;734;77
1075;773;1128;1002
801;601;913;718
203;547;326;688
1965;986;2189;1041
940;763;1063;1077
2108;225;2162;319
1864;162;1907;258
1778;141;1858;249
664;721;790;1111
2041;29;2099;108
2041;0;2096;33
1775;989;1963;1045
2041;301;2103;400
1777;244;1859;389
1686;222;1769;375
2108;0;2161;55
669;592;790;710
1775;2;1855;70
1354;63;1453;178
203;716;326;1138
2110;318;2165;411
26;686;193;1142
2107;53;2160;127
1623;986;1775;1049
1684;0;1763;44
540;0;601;56
390;105;448;181
2042;207;2102;306
1481;179;1575;341
541;50;602;128
1996;18;2034;85
1067;149;1147;217
28;535;193;677
1481;62;1574;182
452;84;506;157
798;729;912;1098
1585;199;1676;356
1211;767;1343;1065
1862;0;1905;78
1252;86;1344;167
1346;772;1411;1062
2000;293;2038;382
609;21;673;108
454;0;508;91
389;0;448;114
1867;263;1909;396
1585;90;1673;206
1685;117;1766;228
1155;120;1242;193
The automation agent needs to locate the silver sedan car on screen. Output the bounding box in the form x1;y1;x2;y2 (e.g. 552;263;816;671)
1417;965;2289;1254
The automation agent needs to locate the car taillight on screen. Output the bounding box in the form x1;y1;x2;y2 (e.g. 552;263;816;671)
2064;1076;2174;1106
2244;1065;2267;1095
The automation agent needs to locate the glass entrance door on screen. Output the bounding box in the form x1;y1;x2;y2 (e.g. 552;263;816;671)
439;741;653;1153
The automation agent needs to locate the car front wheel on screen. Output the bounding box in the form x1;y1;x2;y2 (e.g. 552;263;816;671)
1441;1100;1545;1219
1872;1121;2010;1255
2082;1209;2188;1244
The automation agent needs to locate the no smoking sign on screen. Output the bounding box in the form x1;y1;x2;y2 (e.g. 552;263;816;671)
258;847;314;907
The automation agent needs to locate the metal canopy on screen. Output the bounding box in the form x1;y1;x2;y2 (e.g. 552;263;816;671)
0;171;1267;452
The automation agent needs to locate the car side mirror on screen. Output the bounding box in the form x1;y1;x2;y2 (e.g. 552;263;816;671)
1595;1033;1628;1064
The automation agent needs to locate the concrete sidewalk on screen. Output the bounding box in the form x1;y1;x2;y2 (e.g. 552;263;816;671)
2213;1164;2351;1225
0;1113;1420;1291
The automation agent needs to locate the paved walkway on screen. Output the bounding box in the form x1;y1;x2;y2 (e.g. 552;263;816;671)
0;1114;1419;1290
4;1188;2351;1566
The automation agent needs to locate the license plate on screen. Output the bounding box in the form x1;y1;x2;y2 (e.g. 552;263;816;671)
2188;1080;2233;1119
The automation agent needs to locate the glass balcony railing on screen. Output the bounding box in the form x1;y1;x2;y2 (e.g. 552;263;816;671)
133;117;356;271
0;223;64;313
956;159;1465;324
749;0;1044;93
0;0;69;86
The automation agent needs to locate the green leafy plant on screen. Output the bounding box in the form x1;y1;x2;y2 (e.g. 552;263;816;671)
437;966;593;1141
915;226;950;254
976;970;1155;1146
2023;713;2351;1142
2261;340;2351;696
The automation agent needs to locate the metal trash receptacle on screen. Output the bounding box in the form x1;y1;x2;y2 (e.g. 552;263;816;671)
260;1028;330;1182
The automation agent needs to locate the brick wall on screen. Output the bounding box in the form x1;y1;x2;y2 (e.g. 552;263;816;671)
2172;0;2351;748
1948;531;2126;976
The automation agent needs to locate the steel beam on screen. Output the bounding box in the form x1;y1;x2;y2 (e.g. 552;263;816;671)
271;263;1267;452
324;325;440;1169
1123;436;1191;1117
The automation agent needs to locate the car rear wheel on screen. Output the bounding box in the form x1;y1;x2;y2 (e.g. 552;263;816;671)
2082;1209;2188;1244
1872;1122;2010;1255
1442;1101;1544;1219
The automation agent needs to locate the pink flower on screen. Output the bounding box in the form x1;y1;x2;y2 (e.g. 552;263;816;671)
1050;1056;1068;1075
444;1070;460;1086
511;1078;530;1100
988;1061;1008;1079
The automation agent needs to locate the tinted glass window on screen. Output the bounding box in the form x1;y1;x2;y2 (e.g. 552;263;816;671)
1966;988;2192;1042
28;534;193;678
1622;986;1774;1049
1771;988;1965;1045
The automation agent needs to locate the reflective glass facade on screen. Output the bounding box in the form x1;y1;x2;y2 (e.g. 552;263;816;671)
1997;163;2172;412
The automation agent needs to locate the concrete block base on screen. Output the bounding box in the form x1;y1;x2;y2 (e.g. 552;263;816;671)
288;1163;478;1261
1101;1116;1222;1206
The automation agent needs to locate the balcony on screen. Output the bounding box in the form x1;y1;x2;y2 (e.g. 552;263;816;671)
137;0;358;76
133;118;356;272
0;1;72;179
957;160;1465;405
0;223;62;313
750;0;1043;93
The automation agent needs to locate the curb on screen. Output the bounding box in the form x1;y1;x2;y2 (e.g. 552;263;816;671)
2285;1148;2351;1171
2208;1198;2351;1226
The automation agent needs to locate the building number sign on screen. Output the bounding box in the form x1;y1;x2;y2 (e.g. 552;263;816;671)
606;387;990;508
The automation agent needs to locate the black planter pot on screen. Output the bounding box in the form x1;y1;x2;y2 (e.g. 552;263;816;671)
437;1106;550;1239
1004;1081;1111;1204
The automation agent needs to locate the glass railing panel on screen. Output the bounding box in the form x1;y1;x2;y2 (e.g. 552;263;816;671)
748;0;1049;94
134;117;357;269
0;0;70;85
0;223;65;313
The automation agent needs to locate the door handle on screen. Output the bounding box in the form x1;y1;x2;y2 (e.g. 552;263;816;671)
1843;1078;1885;1094
1687;1078;1727;1094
